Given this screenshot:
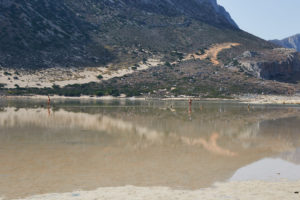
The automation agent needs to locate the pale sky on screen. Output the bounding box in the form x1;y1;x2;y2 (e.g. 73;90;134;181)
217;0;300;40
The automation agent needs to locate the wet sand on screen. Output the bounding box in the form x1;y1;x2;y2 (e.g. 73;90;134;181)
5;180;300;200
238;94;300;105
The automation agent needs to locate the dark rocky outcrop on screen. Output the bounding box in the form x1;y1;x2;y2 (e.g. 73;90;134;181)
228;48;300;83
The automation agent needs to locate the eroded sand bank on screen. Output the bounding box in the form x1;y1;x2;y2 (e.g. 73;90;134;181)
0;59;163;89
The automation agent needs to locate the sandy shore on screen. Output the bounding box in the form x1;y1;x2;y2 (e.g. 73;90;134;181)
0;95;147;101
3;180;299;200
237;94;300;105
1;94;233;102
3;93;300;105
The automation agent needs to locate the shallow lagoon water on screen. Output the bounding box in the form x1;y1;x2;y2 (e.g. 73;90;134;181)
0;99;300;199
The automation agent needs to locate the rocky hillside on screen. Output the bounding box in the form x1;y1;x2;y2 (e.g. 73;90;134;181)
1;0;300;97
0;0;114;69
225;48;300;84
0;0;265;69
270;34;300;52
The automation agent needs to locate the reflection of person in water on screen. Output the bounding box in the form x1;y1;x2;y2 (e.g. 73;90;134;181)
48;106;51;116
47;95;51;116
188;98;192;121
180;132;238;157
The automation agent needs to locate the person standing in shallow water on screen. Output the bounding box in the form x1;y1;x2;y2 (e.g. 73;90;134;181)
189;98;192;111
48;95;51;105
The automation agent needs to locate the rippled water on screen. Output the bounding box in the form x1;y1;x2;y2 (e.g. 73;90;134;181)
0;99;300;199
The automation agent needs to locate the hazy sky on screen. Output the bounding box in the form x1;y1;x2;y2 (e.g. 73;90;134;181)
217;0;300;40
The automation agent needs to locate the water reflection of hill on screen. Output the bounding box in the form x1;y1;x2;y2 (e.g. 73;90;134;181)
0;101;300;199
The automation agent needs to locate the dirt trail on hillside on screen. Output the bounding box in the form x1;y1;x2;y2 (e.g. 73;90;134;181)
185;43;240;65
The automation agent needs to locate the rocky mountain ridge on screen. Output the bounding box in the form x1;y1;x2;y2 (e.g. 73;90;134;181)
0;0;238;69
270;34;300;52
1;0;300;97
113;0;238;28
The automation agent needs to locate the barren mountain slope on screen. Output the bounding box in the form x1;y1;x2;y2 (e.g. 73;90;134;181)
1;0;300;97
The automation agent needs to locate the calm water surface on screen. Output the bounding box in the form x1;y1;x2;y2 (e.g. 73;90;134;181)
0;99;300;199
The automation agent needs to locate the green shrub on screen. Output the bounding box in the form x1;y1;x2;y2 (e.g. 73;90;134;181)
52;84;60;89
4;72;12;76
97;75;103;80
232;60;239;66
108;89;120;97
165;62;172;68
95;90;104;96
0;83;6;88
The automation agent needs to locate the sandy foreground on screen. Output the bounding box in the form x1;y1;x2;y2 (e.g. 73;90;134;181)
1;181;299;200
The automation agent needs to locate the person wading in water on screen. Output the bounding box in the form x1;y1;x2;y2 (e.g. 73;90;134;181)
48;95;51;105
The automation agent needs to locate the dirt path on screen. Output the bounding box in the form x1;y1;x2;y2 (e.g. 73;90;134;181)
185;42;240;65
